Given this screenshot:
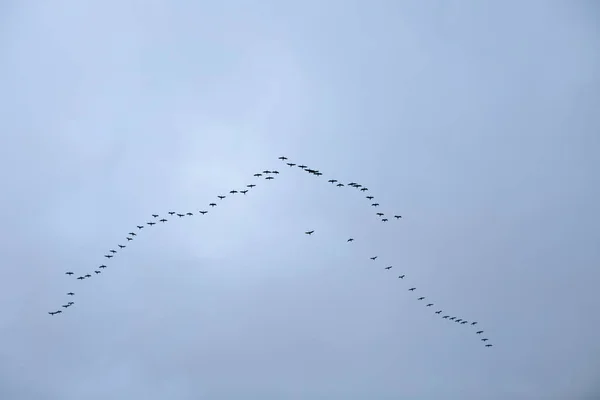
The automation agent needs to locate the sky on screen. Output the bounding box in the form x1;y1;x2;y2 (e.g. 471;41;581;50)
1;0;599;398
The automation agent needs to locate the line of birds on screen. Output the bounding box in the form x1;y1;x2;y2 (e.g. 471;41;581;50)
50;156;492;348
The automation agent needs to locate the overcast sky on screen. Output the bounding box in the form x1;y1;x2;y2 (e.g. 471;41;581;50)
1;1;599;399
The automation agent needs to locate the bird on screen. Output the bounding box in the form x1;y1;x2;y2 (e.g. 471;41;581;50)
336;183;344;187
265;176;274;180
481;338;489;342
67;292;74;296
272;170;280;174
159;219;167;223
209;203;217;207
254;173;263;177
366;196;374;200
77;276;84;280
137;225;144;230
199;211;208;215
442;316;449;319
476;331;484;334
65;272;74;276
129;232;137;236
118;244;126;248
147;222;156;226
84;274;91;278
262;170;271;174
218;195;226;200
360;187;368;191
370;256;378;260
305;230;315;235
298;164;307;169
287;163;296;167
186;212;193;216
247;184;256;188
94;271;101;274
408;287;416;291
426;303;433;307
435;310;442;314
460;321;468;324
385;266;392;270
417;297;425;300
278;156;288;160
376;212;384;216
394;215;402;219
398;275;405;279
382;218;388;222
99;265;107;269
347;238;354;242
126;237;133;241
168;212;176;215
485;344;493;347
152;214;159;218
240;190;248;194
455;319;463;323
328;179;337;184
177;214;185;217
230;190;238;194
62;304;70;308
450;317;456;321
471;322;478;326
48;311;62;315
104;255;113;259
109;249;117;253
371;203;380;207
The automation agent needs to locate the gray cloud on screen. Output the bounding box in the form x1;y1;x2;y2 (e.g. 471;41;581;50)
1;1;599;399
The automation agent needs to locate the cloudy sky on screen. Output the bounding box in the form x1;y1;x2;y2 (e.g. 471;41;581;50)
1;1;599;399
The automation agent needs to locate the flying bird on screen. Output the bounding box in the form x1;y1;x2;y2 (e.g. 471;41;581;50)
366;196;374;200
199;211;208;214
247;184;256;188
371;203;380;207
109;249;117;253
476;331;484;334
126;237;133;241
376;212;384;216
481;338;489;342
426;303;433;307
186;212;193;216
370;256;378;260
254;173;263;177
99;265;107;269
360;187;368;191
168;212;175;215
408;287;416;291
435;310;442;314
471;322;478;326
177;214;184;217
278;156;288;160
218;195;226;200
298;165;307;169
152;214;158;218
209;203;216;207
394;215;402;219
67;292;74;296
385;266;392;270
118;244;126;248
136;225;144;230
104;255;113;258
94;270;101;274
347;238;354;242
84;274;91;278
159;219;167;223
382;218;388;222
305;230;315;235
77;276;84;280
336;183;344;187
287;163;296;167
417;297;425;300
48;311;61;315
65;272;74;276
265;176;274;180
240;190;248;194
230;190;238;194
129;232;137;236
398;275;405;279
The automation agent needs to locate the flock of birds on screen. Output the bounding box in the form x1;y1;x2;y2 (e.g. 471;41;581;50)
50;156;493;349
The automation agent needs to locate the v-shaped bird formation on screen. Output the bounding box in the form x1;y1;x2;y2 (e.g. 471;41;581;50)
52;156;493;349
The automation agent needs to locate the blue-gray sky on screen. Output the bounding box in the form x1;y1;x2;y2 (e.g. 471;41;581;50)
1;1;599;399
